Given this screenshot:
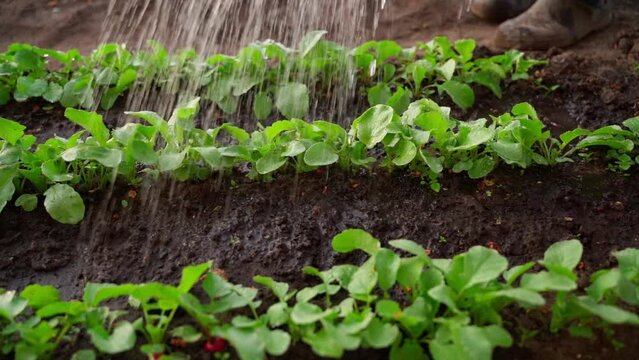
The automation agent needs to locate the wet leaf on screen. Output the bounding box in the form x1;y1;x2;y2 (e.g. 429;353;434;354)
43;184;85;224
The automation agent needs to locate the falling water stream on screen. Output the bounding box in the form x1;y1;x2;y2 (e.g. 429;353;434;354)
98;0;388;126
79;0;392;277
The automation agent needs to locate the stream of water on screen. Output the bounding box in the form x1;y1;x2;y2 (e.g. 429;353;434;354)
82;0;391;265
99;0;388;125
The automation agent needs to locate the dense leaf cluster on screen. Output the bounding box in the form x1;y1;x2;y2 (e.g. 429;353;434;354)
1;230;638;359
0;34;541;117
2;98;638;223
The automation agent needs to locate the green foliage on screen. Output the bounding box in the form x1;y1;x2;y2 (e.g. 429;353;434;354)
0;36;542;115
3;97;639;223
356;37;545;111
1;231;638;359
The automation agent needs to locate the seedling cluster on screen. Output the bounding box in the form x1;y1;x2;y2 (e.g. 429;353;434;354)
0;34;540;117
1;98;638;223
1;230;638;359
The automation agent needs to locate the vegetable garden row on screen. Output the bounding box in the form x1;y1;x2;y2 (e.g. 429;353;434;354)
3;230;639;360
1;33;639;359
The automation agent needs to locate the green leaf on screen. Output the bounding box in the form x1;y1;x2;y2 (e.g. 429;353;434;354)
376;41;402;63
521;271;576;292
367;83;392;106
352;104;395;148
389;239;430;260
347;259;378;295
474;71;502;98
220;124;250;143
158;151;187;172
0;291;28;320
397;257;426;288
16;76;47;98
217;326;265;360
576;297;639;325
116;68;137;90
256;154;287;175
64;108;110;146
587;269;620;301
332;229;380;255
437;59;456;81
20;284;60;309
43;184;85;224
491;140;525;166
41;160;74;182
15;194;37;212
386;87;411;114
253;276;289;301
0;85;10;105
448;120;495;151
503;262;535;285
623;117;639;135
304;142;338;167
216;95;239;114
0;169;16;214
281;141;305;157
88;321;136;354
253;92;273;120
298;30;327;57
275;83;309;119
460;325;512;360
37;301;86;318
43;82;63;103
62;145;123;168
485;288;545;307
391;338;428;360
391;138;417;166
376;248;400;291
363;318;400;348
439;80;475;110
446;246;508;291
0;117;26;145
468;156;495;179
559;128;591;146
178;262;211;293
130;140;158;165
263;329;291;356
541;239;583;271
266;302;289;327
303;327;345;358
455;39;476;63
82;283;138;306
291;302;329;325
376;299;402;318
100;88;120;110
125;111;170;141
428;284;460;312
615;248;639;278
170;325;202;343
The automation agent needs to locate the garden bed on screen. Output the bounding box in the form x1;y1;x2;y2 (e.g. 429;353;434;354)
2;1;639;358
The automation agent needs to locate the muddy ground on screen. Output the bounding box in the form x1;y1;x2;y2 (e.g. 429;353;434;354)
2;0;639;359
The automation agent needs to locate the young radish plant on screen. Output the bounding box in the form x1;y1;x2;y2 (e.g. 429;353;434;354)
3;99;639;223
2;231;639;359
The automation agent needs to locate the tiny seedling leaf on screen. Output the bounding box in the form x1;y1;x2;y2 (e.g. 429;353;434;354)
332;229;380;255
